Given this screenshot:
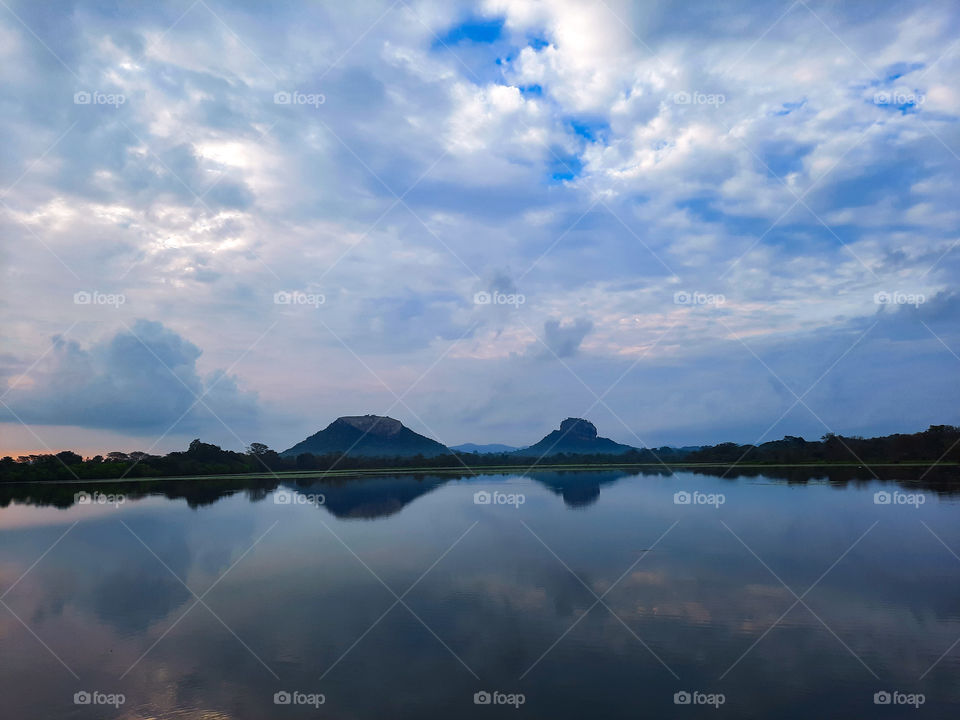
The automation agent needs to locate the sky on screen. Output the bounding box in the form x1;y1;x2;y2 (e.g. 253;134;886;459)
1;0;959;456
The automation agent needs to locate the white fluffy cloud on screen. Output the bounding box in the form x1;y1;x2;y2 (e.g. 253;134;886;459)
1;0;959;452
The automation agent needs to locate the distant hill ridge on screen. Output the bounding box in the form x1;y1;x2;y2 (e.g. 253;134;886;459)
450;443;518;454
512;418;636;457
281;415;639;459
281;415;450;458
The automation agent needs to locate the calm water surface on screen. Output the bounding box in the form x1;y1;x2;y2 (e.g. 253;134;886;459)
1;470;959;718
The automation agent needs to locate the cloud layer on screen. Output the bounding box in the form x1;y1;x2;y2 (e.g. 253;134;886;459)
1;0;959;452
2;320;260;441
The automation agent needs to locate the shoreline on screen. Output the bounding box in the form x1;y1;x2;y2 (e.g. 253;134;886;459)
2;460;958;486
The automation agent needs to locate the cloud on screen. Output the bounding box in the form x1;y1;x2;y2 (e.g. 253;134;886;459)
541;317;593;358
1;320;260;437
1;0;959;450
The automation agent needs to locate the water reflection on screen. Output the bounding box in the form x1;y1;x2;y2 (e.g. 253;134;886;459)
290;474;449;519
2;463;957;517
1;469;959;718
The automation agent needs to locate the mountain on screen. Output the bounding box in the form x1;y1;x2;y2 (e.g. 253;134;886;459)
282;475;448;519
281;415;451;458
450;443;518;454
529;469;624;507
513;418;636;457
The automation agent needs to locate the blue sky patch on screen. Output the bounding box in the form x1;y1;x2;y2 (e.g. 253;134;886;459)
772;99;806;116
528;34;550;51
758;140;813;178
548;152;584;183
883;61;925;82
434;16;505;46
568;118;610;143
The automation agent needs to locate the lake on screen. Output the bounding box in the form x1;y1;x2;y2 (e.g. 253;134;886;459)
1;468;958;718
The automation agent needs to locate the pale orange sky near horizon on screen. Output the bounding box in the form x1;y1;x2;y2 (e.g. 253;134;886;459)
0;422;193;458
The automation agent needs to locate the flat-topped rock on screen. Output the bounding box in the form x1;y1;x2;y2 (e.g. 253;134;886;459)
558;418;599;439
513;418;636;458
337;415;403;436
281;415;450;458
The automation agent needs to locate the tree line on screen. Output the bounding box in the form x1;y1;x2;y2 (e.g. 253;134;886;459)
2;425;959;484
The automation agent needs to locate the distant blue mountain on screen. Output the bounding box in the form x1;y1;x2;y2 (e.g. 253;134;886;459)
450;443;518;454
513;418;636;457
281;415;450;458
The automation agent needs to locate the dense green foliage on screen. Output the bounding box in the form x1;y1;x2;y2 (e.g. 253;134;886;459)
683;425;960;464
